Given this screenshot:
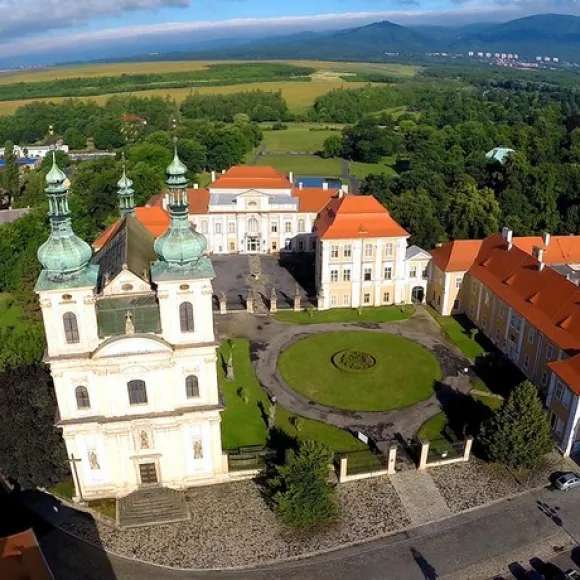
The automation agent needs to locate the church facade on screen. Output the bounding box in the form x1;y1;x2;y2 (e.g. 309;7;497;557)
35;148;226;501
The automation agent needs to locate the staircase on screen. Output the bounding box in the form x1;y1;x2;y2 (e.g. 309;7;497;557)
118;487;190;529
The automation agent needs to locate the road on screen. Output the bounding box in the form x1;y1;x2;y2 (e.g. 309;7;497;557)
35;486;580;580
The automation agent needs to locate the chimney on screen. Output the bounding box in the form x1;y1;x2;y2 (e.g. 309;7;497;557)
193;183;199;190
288;171;293;183
221;169;226;174
542;232;551;247
298;182;303;190
338;189;344;199
211;170;216;182
341;184;349;194
532;245;545;271
501;226;513;250
322;182;329;191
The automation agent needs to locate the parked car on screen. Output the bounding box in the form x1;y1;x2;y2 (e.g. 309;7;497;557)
554;472;580;491
565;569;580;579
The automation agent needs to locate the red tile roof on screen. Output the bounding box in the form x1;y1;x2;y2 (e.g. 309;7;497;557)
430;240;483;273
513;236;580;265
0;529;54;580
93;207;169;249
294;187;338;213
549;357;580;394
314;195;409;240
210;166;292;190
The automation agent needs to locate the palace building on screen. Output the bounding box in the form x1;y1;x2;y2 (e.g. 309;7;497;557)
428;229;580;457
35;147;226;500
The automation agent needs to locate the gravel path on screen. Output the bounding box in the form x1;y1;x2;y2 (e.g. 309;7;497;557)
58;477;411;569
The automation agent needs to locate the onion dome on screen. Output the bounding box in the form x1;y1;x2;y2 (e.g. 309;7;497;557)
117;155;135;217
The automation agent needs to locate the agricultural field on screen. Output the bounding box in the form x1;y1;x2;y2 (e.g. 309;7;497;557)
261;123;343;154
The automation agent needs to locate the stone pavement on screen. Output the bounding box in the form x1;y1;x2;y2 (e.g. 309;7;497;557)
390;469;451;526
250;307;472;439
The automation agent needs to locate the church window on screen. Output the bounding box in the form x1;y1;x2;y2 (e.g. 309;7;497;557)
215;222;222;234
75;386;90;409
298;219;305;233
128;380;147;405
179;302;194;333
186;375;200;398
63;312;79;344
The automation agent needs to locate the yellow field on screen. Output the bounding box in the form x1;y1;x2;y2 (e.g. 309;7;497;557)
0;60;420;85
0;80;371;115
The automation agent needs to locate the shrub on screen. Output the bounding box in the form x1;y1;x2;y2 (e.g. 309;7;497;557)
269;440;338;530
237;387;249;404
290;416;304;432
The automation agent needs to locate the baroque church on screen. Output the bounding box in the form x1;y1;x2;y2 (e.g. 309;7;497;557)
35;145;226;500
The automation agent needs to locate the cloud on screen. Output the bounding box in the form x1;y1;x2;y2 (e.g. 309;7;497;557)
0;0;189;40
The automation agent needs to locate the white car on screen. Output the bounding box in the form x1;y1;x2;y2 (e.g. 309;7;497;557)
554;472;580;491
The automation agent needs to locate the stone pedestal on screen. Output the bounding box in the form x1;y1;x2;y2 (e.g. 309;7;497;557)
269;288;277;314
219;293;227;315
387;445;397;475
246;291;254;314
463;435;474;461
317;291;325;311
293;294;301;312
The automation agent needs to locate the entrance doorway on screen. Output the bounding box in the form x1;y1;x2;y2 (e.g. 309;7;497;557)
246;237;260;253
139;462;158;485
411;286;425;303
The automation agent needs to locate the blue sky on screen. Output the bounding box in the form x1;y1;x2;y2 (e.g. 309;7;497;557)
1;0;579;64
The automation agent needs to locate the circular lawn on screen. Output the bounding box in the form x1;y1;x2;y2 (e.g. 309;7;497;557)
278;331;441;412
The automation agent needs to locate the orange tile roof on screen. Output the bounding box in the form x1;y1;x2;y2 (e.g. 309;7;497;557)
549;357;580;394
93;207;169;249
293;187;338;213
0;529;54;580
469;235;580;392
314;195;409;240
430;240;483;273
210;165;292;190
513;236;580;265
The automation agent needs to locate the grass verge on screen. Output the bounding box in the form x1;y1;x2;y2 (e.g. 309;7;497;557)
274;305;414;324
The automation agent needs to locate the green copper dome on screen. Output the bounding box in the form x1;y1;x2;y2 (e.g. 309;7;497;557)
37;152;93;280
153;139;208;266
117;158;136;217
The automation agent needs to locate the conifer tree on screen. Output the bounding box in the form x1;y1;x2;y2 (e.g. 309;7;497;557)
479;380;552;469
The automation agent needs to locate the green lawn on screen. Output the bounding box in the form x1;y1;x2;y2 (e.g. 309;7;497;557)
274;305;414;324
219;339;365;453
88;499;116;521
50;478;74;501
427;306;485;360
278;331;441;412
261;126;340;154
348;159;397;180
0;293;26;331
218;339;270;450
256;154;343;176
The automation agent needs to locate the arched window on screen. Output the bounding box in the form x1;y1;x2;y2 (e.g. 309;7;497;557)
248;217;259;234
186;375;200;398
298;219;305;233
215;222;222;234
128;380;147;405
75;386;90;409
63;312;79;344
179;302;194;333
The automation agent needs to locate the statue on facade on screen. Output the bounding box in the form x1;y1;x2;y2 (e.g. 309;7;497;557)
88;450;100;470
125;311;135;335
193;438;203;460
140;430;150;450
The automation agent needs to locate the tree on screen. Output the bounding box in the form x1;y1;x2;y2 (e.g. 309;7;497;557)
321;135;343;159
479;380;552;470
63;127;87;150
269;440;338;529
0;365;67;489
2;140;20;206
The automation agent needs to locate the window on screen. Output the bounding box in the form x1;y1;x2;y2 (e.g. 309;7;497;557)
562;388;572;408
383;292;390;304
364;268;372;281
331;245;339;258
75;386;90;409
201;221;208;234
343;245;352;258
555;380;564;402
511;313;522;332
453;299;461;311
546;344;554;361
550;411;557;429
499;303;505;318
523;354;530;370
409;266;417;278
248;217;259;234
285;221;292;233
364;244;373;257
363;293;371;304
330;295;338;306
298;219;305;233
229;241;235;252
330;269;339;282
228;222;235;234
179;302;194;333
215;222;222;234
343;269;351;282
541;371;548;386
271;222;278;233
185;375;199;398
527;328;535;344
271;241;277;251
455;277;463;289
310;240;316;251
298;241;305;251
63;312;79;344
384;266;392;280
385;243;393;257
343;294;350;306
128;380;147;405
